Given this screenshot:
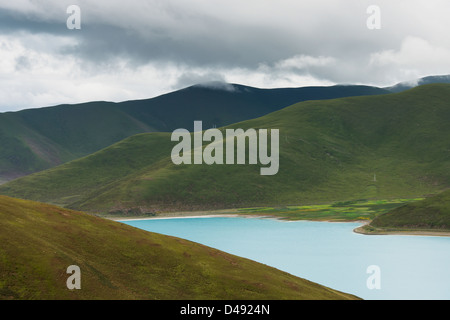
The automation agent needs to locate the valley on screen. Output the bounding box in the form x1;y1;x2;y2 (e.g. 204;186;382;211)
4;1;450;303
2;84;450;222
2;80;450;301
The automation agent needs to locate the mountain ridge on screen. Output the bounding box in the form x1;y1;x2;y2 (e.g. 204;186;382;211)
384;74;450;92
0;83;389;183
3;84;450;215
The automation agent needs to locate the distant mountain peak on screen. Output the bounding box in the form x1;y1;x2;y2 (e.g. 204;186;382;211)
192;81;238;92
386;74;450;92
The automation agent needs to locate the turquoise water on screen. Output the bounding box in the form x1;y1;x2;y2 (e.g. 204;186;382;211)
120;217;450;300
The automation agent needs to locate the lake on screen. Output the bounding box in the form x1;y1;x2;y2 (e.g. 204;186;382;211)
119;216;450;300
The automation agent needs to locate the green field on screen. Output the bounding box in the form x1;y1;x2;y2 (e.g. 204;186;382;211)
0;195;359;300
235;198;424;221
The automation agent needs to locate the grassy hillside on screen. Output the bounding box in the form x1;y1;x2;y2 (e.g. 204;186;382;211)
0;83;388;183
365;190;450;231
0;195;358;300
2;84;450;215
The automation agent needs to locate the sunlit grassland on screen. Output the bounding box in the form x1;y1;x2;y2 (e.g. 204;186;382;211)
235;198;424;221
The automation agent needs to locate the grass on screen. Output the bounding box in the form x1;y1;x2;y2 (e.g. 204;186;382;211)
235;198;424;221
365;189;450;232
0;84;388;183
0;85;450;214
0;195;359;300
2;84;450;219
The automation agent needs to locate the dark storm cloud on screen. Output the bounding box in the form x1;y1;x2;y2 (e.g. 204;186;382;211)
59;13;306;71
0;7;67;35
1;0;450;111
0;1;389;72
0;4;291;70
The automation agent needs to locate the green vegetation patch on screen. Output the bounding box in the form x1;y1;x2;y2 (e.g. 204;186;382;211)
236;198;424;221
369;191;450;230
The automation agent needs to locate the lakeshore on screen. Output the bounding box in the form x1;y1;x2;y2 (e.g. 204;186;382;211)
109;207;450;237
120;216;450;300
354;223;450;237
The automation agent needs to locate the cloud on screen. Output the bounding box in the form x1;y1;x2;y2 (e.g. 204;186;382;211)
174;71;228;89
1;0;450;110
369;36;450;82
195;81;237;92
275;55;337;71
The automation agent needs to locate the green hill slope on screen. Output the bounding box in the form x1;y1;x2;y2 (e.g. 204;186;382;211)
365;189;450;232
2;84;450;214
0;195;358;300
0;84;388;183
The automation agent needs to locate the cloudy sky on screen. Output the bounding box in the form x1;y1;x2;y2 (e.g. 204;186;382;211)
1;0;450;111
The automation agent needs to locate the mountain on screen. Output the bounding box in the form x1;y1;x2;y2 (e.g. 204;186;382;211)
0;195;359;300
365;189;450;232
0;83;389;183
2;84;450;215
385;74;450;93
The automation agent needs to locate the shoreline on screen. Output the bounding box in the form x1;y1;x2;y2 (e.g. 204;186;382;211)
108;211;450;238
108;209;240;221
108;209;275;222
108;211;366;224
113;214;249;221
353;224;450;237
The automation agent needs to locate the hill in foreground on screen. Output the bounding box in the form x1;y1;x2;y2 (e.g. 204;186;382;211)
2;84;450;215
0;195;358;300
